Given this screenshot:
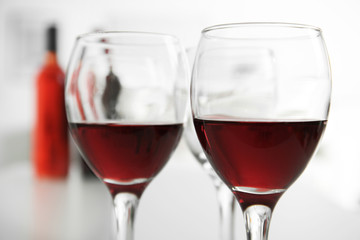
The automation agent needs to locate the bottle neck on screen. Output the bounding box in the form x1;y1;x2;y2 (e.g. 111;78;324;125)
44;51;58;66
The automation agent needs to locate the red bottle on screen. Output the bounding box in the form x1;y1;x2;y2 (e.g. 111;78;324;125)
33;25;69;178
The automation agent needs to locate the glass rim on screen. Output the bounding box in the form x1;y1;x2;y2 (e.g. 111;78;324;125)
76;30;180;45
202;22;322;39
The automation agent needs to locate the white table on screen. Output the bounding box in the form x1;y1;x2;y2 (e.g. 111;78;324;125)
1;140;359;240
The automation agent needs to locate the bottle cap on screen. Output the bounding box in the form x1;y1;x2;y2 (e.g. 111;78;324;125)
47;25;57;52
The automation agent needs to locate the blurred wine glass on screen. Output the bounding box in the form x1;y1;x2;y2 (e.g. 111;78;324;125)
185;48;236;240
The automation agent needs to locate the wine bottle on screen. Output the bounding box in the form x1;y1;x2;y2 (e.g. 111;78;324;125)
33;25;69;178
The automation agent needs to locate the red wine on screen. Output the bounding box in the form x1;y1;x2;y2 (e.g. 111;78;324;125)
69;123;183;197
194;117;326;210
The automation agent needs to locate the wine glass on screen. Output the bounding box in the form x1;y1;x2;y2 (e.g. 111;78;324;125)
65;31;189;240
191;23;331;240
185;48;236;240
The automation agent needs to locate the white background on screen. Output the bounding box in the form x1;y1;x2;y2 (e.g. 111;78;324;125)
0;0;360;239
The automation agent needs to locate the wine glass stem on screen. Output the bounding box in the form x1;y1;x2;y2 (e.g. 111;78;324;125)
216;183;236;240
113;192;139;240
244;205;272;240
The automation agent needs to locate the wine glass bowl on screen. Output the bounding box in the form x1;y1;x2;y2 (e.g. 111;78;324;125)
191;23;331;240
66;32;188;123
65;31;189;240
